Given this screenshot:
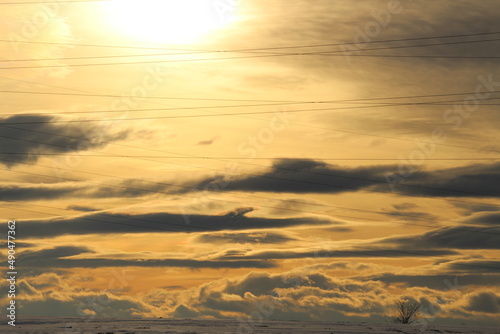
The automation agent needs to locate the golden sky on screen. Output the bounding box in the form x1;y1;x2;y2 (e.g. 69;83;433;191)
1;0;499;327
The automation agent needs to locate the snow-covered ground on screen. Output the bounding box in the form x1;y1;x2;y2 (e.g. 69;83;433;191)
2;317;499;334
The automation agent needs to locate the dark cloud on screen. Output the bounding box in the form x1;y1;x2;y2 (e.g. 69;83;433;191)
16;210;336;238
385;210;438;221
365;273;500;289
20;245;92;263
19;245;276;269
193;159;500;198
18;293;150;318
464;292;500;314
0;184;81;201
215;247;459;261
391;203;419;211
0;178;189;201
220;0;500;153
385;226;500;250
195;231;296;244
197;136;219;145
463;211;500;226
196;159;389;194
150;270;391;323
225;207;254;217
5;159;498;202
178;268;500;324
451;203;500;214
321;226;354;233
160;285;185;290
173;304;200;318
382;163;500;198
0;114;128;167
443;260;500;274
67;205;100;212
223;271;337;297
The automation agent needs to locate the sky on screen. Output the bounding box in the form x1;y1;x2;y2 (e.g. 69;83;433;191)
0;0;499;328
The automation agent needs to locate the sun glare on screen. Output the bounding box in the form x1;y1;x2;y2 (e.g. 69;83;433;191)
103;0;236;44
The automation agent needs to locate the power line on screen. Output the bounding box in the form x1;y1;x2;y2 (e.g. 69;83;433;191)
2;97;500;127
2;35;500;71
2;88;498;103
3;50;500;70
229;31;500;52
2;30;500;52
2;98;500;156
0;76;303;103
319;37;500;54
0;100;316;116
3;76;499;157
4;36;500;64
1;44;498;209
1;96;500;117
2;110;500;157
3;102;499;157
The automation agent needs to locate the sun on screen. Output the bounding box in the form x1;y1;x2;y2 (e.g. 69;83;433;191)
103;0;236;44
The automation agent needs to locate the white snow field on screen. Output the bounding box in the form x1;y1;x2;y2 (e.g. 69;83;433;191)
2;317;499;334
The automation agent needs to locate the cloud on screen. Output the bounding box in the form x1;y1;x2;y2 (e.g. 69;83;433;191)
0;183;82;201
384;226;500;250
214;246;459;261
16;210;336;238
451;203;500;215
0;177;184;201
391;203;419;211
193;159;500;198
463;211;500;226
0;115;128;167
195;159;389;194
385;210;438;221
443;260;500;274
19;245;276;269
9;262;500;325
6;159;498;202
0;271;151;318
195;231;296;244
464;291;500;314
365;273;500;289
214;0;500;152
18;292;151;318
324;226;354;232
20;245;92;263
172;304;200;318
139;266;500;324
382;163;500;198
67;205;100;212
197;136;219;145
153;270;392;322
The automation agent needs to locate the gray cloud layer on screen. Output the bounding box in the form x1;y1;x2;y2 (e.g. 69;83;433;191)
0;114;128;167
3;159;499;202
195;159;500;198
384;226;500;250
17;209;335;238
19;245;276;269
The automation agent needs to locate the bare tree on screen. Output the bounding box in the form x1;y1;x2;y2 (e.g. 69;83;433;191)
392;299;422;324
